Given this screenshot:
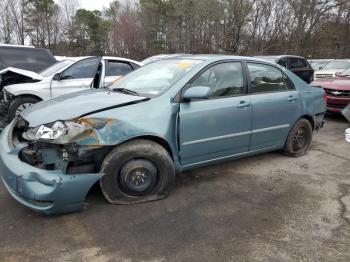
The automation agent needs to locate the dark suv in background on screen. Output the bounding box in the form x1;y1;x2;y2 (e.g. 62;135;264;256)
0;45;57;90
256;55;314;83
0;44;57;73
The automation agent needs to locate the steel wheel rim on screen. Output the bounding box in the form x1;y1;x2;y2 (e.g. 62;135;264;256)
119;159;158;196
292;127;307;151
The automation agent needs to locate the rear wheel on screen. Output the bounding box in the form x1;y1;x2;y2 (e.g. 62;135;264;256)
283;118;313;157
100;139;175;204
8;96;40;121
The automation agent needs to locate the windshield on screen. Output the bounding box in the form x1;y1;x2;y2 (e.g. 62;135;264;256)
312;62;329;68
323;60;350;70
340;68;350;76
108;59;203;96
39;60;73;77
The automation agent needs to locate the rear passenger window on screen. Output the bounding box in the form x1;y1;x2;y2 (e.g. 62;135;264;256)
190;62;244;98
107;61;133;76
290;58;307;69
248;63;291;93
277;58;287;67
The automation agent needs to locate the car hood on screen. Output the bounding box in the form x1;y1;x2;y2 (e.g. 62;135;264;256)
0;67;44;81
314;69;344;75
311;77;350;90
21;89;148;127
5;80;47;94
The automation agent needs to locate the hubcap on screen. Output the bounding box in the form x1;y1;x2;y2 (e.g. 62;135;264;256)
126;168;152;191
292;127;307;151
16;103;34;116
119;159;158;196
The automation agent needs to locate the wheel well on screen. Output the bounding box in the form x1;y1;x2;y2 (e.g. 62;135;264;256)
14;94;42;102
125;136;174;160
300;115;314;129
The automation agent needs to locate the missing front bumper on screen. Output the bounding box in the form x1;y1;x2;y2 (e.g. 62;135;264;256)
0;124;104;214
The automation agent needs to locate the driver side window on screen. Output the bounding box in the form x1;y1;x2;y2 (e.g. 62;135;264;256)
190;62;244;98
60;58;100;80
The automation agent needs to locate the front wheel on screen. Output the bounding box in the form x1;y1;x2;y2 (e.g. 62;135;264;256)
100;139;175;204
283;118;313;157
8;96;40;121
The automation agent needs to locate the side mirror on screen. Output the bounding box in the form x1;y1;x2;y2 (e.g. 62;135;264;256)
318;66;323;70
52;73;62;81
183;86;212;101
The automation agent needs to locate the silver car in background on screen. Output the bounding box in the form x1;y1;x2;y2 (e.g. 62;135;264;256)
2;56;142;120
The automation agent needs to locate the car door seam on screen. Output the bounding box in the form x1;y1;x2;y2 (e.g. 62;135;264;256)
182;131;251;146
251;124;290;134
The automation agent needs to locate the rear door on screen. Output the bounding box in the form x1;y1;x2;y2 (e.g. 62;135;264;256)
104;60;135;86
247;62;300;151
51;57;101;98
179;61;252;166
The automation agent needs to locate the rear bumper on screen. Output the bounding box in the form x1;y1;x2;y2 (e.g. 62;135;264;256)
326;96;350;113
0;122;103;214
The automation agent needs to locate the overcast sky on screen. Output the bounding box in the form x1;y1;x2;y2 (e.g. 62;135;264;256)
54;0;115;11
77;0;114;11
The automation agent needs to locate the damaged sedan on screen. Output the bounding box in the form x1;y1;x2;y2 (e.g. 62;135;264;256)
0;55;326;214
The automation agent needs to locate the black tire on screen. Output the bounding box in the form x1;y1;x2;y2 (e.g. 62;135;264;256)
283;118;313;157
8;96;40;121
100;139;176;204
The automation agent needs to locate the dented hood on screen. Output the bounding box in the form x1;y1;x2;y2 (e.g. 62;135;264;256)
0;67;44;81
21;89;148;127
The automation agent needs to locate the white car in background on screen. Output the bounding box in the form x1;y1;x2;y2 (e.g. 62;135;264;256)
314;59;350;80
308;59;334;70
2;56;142;120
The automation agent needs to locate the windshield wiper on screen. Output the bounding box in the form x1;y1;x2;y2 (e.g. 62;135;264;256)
112;88;140;96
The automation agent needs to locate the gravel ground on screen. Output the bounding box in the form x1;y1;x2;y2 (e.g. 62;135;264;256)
0;115;349;262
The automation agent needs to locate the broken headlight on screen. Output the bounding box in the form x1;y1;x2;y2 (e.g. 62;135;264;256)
23;121;90;144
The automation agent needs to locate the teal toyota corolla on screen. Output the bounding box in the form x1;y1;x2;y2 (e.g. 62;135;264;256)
0;55;326;214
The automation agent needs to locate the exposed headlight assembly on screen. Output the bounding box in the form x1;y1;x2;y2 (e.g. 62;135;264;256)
23;121;91;144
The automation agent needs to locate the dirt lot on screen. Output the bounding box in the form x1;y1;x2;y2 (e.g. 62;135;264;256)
0;115;349;262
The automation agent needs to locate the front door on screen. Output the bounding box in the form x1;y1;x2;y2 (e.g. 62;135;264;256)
179;62;252;167
246;62;300;151
51;57;101;98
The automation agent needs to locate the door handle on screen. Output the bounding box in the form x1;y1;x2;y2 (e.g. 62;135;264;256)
237;101;251;108
287;96;297;102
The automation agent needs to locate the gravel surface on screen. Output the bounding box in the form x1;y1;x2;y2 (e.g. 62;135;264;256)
0;115;349;262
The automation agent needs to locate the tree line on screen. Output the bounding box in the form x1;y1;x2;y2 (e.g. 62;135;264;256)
0;0;349;60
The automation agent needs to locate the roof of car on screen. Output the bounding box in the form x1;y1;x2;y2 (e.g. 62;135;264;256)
255;55;306;60
56;56;143;65
102;56;143;65
164;54;278;64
